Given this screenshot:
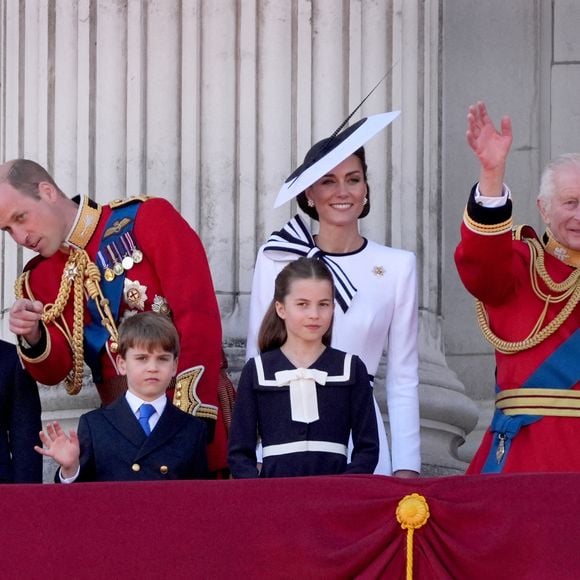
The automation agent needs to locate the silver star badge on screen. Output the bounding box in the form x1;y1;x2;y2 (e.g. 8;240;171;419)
65;264;79;281
123;279;148;310
152;295;171;315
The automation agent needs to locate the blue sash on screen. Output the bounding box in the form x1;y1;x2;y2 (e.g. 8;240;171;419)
84;202;142;381
482;328;580;473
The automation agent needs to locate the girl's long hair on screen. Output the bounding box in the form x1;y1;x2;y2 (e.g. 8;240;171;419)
258;257;335;353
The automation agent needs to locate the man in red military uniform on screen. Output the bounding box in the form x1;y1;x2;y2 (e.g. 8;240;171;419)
455;101;580;474
0;159;229;474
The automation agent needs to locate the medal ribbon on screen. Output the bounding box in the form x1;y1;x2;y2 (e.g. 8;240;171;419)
84;201;142;381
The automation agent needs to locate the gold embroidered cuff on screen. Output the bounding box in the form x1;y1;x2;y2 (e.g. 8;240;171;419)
193;404;219;421
463;207;513;236
17;321;52;364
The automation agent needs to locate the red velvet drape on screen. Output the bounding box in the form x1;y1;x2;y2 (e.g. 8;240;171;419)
1;473;577;579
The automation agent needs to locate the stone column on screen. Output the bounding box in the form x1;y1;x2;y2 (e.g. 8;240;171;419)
386;0;478;474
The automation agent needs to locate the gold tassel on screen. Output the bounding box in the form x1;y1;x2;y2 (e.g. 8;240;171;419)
396;493;430;580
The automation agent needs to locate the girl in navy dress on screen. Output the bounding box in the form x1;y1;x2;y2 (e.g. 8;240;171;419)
228;257;378;478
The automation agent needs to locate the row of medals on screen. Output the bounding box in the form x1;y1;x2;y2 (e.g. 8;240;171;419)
98;232;143;282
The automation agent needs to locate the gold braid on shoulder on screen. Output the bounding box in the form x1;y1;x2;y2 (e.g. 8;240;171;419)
15;250;119;395
476;237;580;353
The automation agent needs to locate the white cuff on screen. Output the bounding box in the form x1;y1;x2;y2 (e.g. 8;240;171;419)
59;465;80;484
474;183;511;208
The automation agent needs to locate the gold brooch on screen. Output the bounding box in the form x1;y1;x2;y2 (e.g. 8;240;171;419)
372;265;385;277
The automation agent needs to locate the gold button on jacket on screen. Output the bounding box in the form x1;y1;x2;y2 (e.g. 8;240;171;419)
131;463;141;472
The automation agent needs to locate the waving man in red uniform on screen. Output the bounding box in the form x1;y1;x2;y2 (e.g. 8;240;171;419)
456;102;580;474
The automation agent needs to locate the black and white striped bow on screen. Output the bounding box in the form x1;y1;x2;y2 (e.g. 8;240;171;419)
263;215;357;312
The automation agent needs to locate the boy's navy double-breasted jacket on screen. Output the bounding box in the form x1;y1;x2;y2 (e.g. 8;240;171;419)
65;395;208;482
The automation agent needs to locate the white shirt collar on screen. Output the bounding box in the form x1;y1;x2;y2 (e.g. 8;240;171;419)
125;390;167;417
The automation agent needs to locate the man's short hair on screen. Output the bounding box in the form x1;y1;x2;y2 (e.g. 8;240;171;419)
1;159;61;198
117;312;180;358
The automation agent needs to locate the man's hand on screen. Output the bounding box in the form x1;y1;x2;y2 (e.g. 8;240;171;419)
466;101;513;196
9;299;44;346
35;421;80;478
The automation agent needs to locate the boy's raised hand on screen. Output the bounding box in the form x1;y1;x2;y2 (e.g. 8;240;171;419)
35;421;80;478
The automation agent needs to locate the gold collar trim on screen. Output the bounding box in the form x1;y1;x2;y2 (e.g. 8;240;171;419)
543;229;580;268
66;196;102;250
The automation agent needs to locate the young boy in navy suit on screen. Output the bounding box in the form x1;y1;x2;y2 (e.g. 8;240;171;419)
35;312;208;482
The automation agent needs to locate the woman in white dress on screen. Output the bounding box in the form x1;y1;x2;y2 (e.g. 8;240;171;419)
247;113;421;477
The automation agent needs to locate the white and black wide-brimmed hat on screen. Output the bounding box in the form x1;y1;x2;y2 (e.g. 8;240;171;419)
273;110;400;210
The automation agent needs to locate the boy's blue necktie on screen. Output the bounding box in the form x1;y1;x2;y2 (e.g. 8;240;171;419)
138;404;156;436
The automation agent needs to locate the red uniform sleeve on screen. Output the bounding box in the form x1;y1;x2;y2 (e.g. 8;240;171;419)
454;223;524;306
454;186;523;307
17;255;82;386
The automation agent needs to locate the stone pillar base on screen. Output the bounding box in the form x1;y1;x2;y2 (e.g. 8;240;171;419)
418;312;479;475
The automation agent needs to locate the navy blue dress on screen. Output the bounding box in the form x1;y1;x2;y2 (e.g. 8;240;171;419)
228;347;379;478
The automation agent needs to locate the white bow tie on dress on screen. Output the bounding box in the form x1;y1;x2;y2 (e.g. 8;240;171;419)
274;368;328;424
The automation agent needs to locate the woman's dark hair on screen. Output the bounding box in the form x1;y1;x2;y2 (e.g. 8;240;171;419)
296;146;370;220
258;257;335;353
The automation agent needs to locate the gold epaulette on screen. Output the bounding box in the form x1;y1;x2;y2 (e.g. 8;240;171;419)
512;224;538;242
109;195;150;208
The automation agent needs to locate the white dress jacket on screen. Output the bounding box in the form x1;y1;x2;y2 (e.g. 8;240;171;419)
247;226;421;475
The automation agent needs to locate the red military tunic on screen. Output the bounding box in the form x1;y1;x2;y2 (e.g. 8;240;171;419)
16;195;228;472
455;186;580;474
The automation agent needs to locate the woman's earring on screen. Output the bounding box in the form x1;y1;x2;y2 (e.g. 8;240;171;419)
363;196;368;206
307;198;315;208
